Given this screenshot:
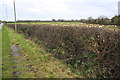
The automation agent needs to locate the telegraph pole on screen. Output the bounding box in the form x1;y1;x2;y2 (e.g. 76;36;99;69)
118;1;120;15
13;0;17;30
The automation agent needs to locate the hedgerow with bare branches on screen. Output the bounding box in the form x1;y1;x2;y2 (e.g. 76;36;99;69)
8;24;120;78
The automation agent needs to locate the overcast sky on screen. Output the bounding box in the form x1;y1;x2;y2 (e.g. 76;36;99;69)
0;0;119;21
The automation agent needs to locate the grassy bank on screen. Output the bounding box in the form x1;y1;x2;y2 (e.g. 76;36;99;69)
2;26;78;78
0;27;2;78
2;26;13;78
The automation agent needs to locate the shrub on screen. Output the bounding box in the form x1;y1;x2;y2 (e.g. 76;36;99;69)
8;24;120;78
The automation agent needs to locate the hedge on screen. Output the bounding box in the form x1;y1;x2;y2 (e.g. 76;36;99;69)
8;24;120;78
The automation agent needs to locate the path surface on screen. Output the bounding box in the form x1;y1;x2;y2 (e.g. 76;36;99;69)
10;45;34;78
10;45;21;78
0;23;4;30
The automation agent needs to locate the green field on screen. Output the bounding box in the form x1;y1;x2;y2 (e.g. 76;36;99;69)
8;22;80;24
8;22;119;30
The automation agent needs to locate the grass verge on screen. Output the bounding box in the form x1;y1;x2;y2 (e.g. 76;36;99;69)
2;26;13;78
0;27;2;78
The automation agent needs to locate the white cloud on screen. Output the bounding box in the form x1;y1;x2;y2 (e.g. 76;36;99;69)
0;0;119;21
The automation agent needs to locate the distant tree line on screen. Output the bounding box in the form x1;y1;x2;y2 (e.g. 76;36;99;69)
111;15;120;25
80;16;110;25
7;15;120;25
80;15;120;25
